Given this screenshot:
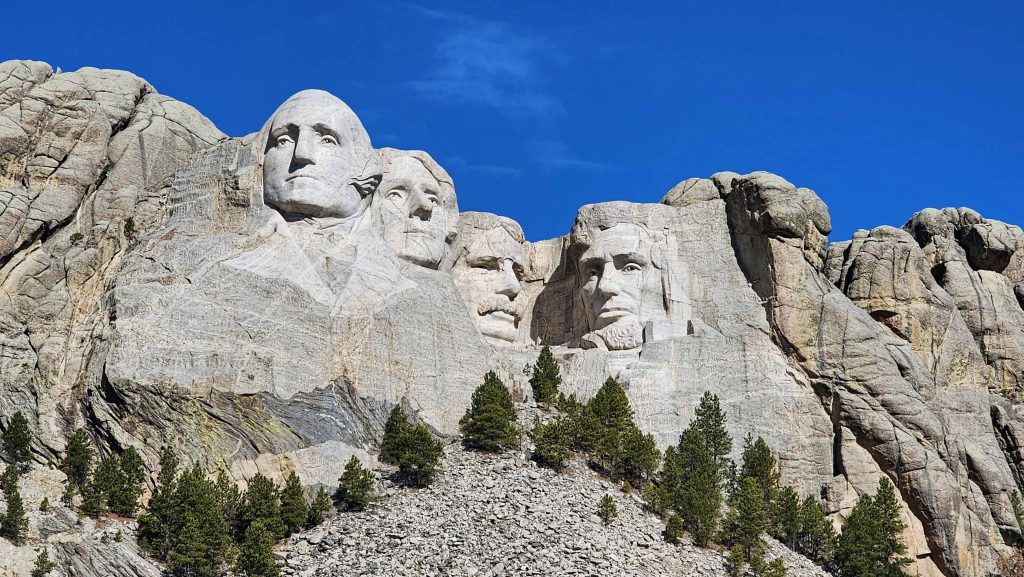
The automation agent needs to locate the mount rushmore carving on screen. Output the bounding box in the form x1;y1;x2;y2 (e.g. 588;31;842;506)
2;61;1024;576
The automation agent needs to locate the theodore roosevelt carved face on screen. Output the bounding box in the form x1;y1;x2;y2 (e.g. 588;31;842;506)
451;214;526;344
262;90;379;219
374;149;458;268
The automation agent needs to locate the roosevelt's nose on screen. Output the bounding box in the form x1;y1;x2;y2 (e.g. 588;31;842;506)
292;129;318;166
409;187;434;220
496;261;522;298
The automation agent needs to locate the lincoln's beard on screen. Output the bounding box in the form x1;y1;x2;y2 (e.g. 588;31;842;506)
584;317;644;351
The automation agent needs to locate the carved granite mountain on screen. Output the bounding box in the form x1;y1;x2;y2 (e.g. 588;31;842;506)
1;60;1022;577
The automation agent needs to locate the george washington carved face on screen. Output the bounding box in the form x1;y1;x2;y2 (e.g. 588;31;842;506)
262;90;379;219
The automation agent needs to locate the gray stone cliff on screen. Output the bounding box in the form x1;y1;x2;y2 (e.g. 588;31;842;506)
1;61;1022;577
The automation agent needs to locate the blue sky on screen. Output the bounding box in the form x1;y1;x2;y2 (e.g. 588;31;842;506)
7;1;1022;242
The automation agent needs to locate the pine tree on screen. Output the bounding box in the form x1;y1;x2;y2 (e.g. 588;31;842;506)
675;426;722;546
61;429;94;489
334;456;376;511
770;485;801;549
598;494;617;524
663;513;685;544
530;415;571;470
3;410;32;465
79;474;108;518
1012;491;1024;534
239;473;286;539
110;446;146;516
460;371;518;452
619;424;660;482
723;477;769;564
235;519;280;577
0;468;28;543
529;346;561;404
588;377;633;432
834;478;910;577
214;469;241;538
138;446;180;560
306;487;333;527
739;434;780;505
796;495;836;566
279;471;308;536
397;424;444;487
166;464;233;577
0;463;16;495
379;404;411;466
31;547;56;577
691;392;731;469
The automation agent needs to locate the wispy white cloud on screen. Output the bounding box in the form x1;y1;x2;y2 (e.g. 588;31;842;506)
532;140;610;171
409;8;559;117
444;155;523;177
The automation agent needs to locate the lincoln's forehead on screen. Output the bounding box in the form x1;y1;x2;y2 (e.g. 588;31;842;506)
581;223;649;259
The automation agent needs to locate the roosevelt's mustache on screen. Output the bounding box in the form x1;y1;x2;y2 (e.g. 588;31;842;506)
478;294;525;320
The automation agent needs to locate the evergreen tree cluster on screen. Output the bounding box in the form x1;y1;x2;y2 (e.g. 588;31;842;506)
380;404;444;487
135;446;323;577
532;377;660;483
833;478;911;577
80;446;147;518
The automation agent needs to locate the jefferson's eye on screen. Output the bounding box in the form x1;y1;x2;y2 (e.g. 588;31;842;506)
320;134;338;146
275;135;294;147
623;263;642;273
386;188;405;199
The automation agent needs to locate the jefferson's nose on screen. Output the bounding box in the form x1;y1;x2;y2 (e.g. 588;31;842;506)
409;187;434;220
496;262;522;298
292;129;318;166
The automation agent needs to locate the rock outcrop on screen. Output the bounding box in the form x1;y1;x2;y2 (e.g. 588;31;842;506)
1;60;1022;576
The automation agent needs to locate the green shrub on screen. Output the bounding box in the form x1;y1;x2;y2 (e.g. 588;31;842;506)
530;415;571;470
598;494;617;525
333;456;376;512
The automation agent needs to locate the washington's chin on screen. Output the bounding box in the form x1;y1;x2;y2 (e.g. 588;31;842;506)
266;183;360;219
477;311;519;343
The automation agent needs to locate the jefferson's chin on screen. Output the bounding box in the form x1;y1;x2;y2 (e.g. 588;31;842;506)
477;311;519;343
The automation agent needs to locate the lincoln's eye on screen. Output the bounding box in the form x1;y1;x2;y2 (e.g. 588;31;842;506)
320;134;338;146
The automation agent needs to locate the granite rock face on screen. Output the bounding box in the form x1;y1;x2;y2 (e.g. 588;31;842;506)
1;61;1023;577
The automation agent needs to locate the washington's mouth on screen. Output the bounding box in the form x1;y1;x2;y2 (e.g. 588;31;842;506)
598;307;634;319
286;174;321;183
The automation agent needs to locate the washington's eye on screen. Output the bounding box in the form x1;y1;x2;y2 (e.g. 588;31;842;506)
275;135;294;147
623;263;642;273
387;188;405;199
320;134;338;146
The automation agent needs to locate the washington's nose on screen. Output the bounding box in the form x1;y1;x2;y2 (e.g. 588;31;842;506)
496;262;522;298
409;187;434;220
292;130;318;166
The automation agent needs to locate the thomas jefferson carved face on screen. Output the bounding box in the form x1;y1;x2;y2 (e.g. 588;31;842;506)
452;220;526;344
375;152;457;268
262;90;376;219
578;223;653;350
